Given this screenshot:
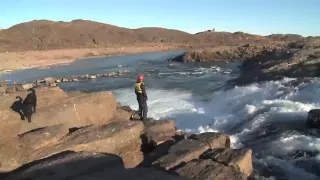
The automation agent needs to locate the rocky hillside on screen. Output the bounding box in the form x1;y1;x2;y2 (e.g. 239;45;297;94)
0;19;305;52
171;37;320;85
173;44;286;62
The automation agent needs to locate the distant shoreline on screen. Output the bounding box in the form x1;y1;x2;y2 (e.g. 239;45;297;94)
0;43;190;75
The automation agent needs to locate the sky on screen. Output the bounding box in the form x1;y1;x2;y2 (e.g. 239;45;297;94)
1;0;319;36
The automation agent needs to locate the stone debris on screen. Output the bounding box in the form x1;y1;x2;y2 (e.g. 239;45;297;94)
1;70;130;95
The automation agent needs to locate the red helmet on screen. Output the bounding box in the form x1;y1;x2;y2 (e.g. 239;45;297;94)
137;74;144;81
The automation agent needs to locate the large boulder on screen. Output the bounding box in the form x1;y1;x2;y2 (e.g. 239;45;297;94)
152;132;231;170
140;139;177;167
22;83;34;90
306;109;320;129
143;120;177;147
175;158;247;180
188;132;231;149
0;121;144;171
45;77;56;86
152;139;210;170
201;148;253;177
2;151;190;180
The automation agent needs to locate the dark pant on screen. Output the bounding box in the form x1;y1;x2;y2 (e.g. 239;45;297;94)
137;97;148;121
23;104;34;123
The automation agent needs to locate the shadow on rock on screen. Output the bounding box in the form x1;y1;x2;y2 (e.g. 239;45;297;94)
1;151;188;180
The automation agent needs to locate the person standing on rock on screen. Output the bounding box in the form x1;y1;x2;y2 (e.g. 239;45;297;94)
135;74;148;121
23;88;37;123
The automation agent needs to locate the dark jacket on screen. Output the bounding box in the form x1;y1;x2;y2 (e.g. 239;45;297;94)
23;90;37;112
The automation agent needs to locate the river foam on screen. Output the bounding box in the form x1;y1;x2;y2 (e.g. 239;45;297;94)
113;77;320;179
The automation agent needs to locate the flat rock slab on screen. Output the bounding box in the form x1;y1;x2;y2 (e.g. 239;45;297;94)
24;91;118;133
18;124;69;150
188;132;230;149
152;139;209;170
27;121;144;167
3;151;190;180
201;148;253;177
175;159;247;180
2;151;125;180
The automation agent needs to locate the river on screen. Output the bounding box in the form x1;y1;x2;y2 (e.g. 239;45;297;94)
1;50;320;180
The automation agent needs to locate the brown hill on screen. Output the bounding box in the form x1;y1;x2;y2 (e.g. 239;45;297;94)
266;34;305;42
0;19;306;52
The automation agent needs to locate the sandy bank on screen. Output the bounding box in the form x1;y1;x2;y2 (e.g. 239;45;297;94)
0;43;190;74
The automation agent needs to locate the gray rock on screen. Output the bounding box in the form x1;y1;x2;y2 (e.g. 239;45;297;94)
62;78;69;82
45;77;55;85
22;83;34;90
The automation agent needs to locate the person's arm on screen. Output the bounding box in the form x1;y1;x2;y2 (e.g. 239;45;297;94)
140;83;148;100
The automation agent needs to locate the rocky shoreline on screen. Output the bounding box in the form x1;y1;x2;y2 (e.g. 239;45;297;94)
0;70;129;95
170;37;320;85
0;86;253;180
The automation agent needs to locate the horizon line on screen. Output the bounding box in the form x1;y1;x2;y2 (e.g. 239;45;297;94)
1;19;318;38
